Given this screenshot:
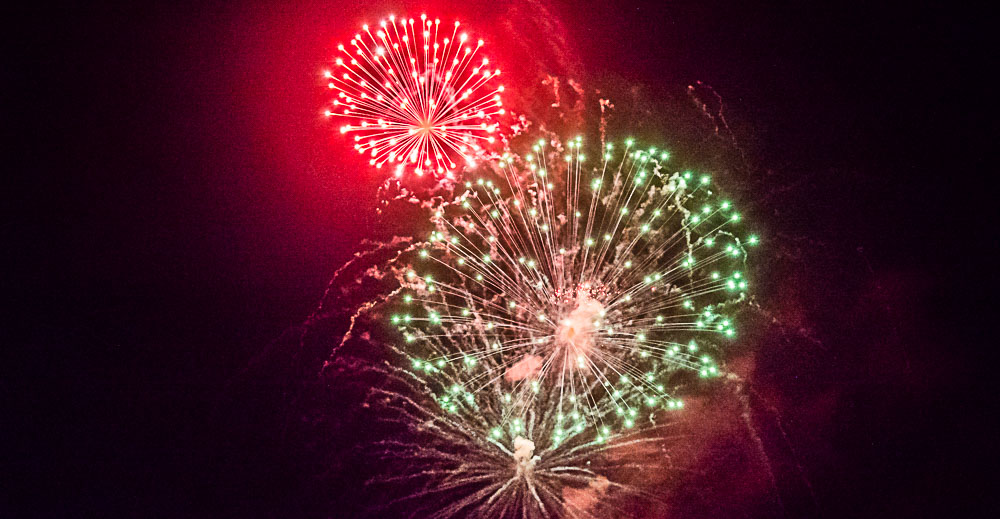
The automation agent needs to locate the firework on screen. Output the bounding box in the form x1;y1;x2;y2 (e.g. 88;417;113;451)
391;134;757;436
324;133;758;517
361;329;684;518
325;14;505;178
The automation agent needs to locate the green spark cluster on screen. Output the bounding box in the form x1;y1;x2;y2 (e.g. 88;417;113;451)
387;134;756;446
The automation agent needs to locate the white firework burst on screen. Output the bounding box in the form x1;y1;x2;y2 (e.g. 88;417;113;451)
361;327;686;519
390;134;757;435
344;133;758;516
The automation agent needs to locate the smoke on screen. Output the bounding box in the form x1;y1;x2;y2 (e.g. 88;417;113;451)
556;292;605;359
561;475;611;515
513;435;536;463
506;354;545;382
512;435;537;478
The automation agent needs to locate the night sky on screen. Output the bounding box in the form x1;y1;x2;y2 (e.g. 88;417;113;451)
6;1;994;517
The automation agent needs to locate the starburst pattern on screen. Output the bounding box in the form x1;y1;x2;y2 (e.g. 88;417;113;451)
391;134;757;435
360;328;684;518
325;133;757;517
325;14;505;178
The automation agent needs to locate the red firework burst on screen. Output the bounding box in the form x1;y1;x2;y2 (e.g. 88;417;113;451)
325;14;505;178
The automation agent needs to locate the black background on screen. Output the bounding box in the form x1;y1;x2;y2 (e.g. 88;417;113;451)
5;1;994;517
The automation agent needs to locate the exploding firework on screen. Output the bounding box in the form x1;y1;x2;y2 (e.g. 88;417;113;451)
325;14;505;178
360;328;685;518
390;134;757;434
348;134;757;516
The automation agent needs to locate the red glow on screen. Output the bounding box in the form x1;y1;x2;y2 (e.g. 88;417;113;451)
325;14;505;178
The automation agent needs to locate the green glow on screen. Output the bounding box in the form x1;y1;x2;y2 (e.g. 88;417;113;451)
387;134;756;460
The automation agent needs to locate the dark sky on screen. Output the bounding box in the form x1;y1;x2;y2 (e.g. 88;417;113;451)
5;1;994;517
